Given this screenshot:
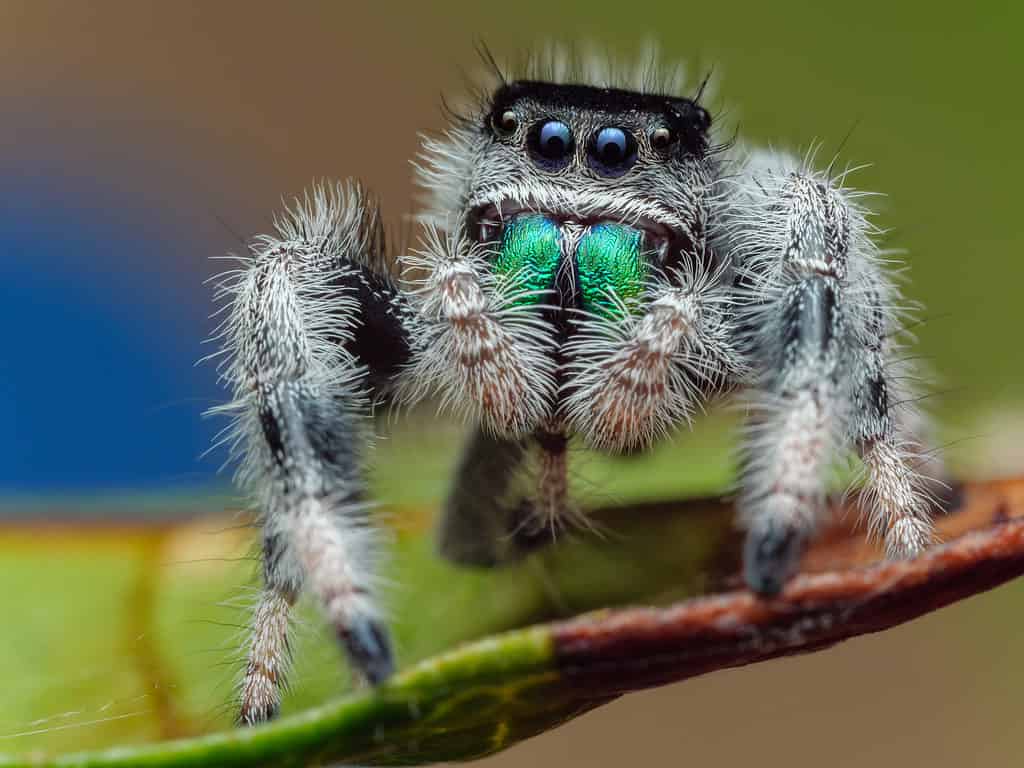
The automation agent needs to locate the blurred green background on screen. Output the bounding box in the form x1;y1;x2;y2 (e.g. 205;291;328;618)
1;1;1022;765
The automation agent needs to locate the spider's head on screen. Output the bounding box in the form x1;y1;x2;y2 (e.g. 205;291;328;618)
418;76;716;317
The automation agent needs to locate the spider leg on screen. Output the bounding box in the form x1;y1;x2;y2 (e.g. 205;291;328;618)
719;149;937;595
851;290;936;557
211;182;412;724
438;426;530;566
534;428;571;534
238;532;298;725
439;425;579;566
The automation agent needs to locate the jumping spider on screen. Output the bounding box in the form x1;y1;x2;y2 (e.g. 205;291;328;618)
211;51;939;724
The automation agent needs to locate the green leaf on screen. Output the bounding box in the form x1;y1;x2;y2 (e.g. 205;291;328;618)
2;473;1022;766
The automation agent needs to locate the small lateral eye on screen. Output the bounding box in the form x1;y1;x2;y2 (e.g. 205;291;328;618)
496;109;518;134
651;126;674;150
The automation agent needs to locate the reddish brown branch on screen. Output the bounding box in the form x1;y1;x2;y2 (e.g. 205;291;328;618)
553;477;1024;696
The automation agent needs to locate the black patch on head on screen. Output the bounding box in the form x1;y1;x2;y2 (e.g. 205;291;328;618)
489;80;711;156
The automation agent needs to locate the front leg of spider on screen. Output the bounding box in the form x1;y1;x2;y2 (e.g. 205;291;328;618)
723;153;936;595
213;183;411;725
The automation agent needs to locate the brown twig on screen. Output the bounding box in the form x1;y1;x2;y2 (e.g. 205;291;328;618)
552;477;1024;697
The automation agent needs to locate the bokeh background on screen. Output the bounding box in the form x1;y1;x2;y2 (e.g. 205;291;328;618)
1;1;1022;765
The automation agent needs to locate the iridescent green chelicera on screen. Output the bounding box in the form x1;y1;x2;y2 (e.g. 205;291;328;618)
493;214;562;306
492;216;648;317
576;223;648;318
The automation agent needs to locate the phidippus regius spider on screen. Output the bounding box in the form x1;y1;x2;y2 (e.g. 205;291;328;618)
211;49;940;724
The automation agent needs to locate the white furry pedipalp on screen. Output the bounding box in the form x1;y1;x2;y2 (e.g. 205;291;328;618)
562;263;742;452
398;224;558;436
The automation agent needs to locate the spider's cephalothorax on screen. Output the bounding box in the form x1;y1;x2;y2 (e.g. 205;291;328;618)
410;79;733;450
211;53;941;724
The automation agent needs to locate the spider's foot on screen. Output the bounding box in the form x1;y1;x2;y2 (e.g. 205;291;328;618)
506;498;563;556
340;616;395;686
438;498;559;568
743;518;806;597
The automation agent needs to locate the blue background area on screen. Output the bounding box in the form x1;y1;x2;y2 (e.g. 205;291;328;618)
0;187;222;494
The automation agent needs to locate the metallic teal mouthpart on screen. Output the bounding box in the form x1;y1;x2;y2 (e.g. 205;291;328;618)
576;223;648;319
493;214;562;306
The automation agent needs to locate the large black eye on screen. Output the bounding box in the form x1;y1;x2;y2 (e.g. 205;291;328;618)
588;126;637;176
528;119;574;168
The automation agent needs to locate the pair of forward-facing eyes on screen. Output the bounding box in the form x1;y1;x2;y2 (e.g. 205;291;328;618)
493;109;675;177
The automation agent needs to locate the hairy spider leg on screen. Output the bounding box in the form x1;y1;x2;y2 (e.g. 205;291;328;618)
211;182;413;724
719;150;936;595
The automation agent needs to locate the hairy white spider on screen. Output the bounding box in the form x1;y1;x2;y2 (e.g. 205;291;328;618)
209;48;941;725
